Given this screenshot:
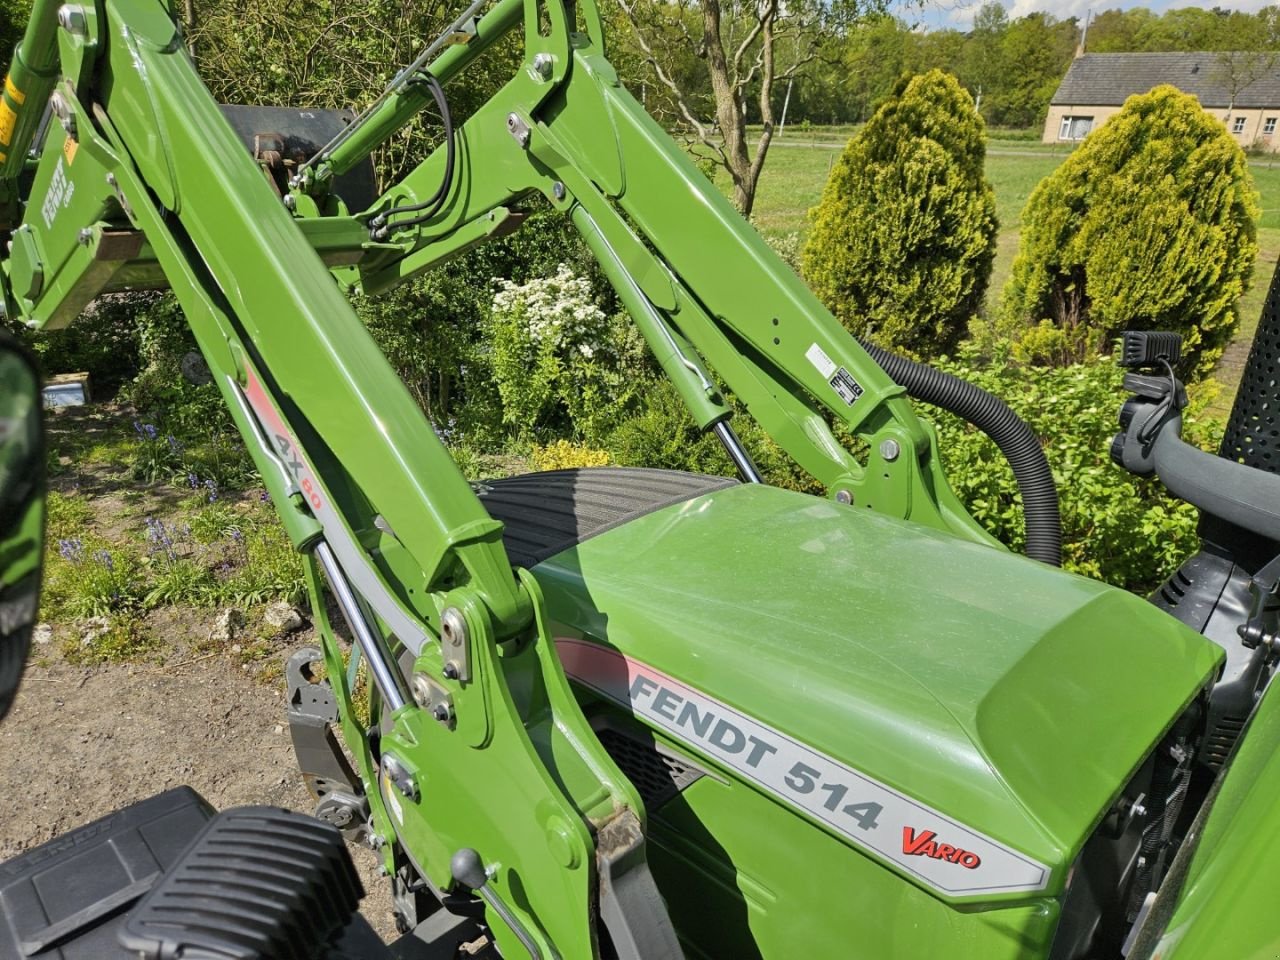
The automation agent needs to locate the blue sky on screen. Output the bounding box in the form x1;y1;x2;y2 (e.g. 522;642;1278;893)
905;0;1274;31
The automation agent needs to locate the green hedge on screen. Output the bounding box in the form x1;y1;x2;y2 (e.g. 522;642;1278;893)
927;343;1211;590
609;345;1213;594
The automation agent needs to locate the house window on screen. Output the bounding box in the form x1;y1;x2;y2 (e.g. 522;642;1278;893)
1058;115;1094;140
1233;116;1247;134
1265;117;1277;135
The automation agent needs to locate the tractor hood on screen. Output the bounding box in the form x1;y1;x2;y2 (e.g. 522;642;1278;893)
530;483;1222;899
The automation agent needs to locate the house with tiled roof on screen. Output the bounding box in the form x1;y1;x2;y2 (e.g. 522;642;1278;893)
1044;52;1280;150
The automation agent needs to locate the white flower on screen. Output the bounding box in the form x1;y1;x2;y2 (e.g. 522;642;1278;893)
491;265;607;352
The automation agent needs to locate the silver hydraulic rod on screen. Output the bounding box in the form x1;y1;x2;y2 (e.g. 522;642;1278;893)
713;420;763;484
315;541;410;714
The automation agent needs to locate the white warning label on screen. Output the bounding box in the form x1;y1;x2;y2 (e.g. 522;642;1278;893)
805;342;837;379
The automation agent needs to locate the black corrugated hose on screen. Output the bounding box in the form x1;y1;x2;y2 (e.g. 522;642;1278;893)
857;337;1063;567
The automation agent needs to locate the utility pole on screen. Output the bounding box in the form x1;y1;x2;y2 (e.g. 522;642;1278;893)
1075;8;1091;58
778;77;795;137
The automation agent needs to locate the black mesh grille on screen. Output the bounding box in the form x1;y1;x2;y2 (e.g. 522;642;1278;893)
597;727;704;811
474;467;736;568
1199;258;1280;570
1219;262;1280;473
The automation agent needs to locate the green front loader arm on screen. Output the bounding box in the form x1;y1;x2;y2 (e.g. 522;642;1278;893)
300;0;991;543
0;0;669;955
0;0;1001;953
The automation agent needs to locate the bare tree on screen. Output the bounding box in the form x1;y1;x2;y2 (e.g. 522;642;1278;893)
1214;50;1280;130
618;0;851;217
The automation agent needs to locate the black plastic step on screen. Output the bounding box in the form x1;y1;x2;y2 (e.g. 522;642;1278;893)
118;805;364;960
0;786;214;959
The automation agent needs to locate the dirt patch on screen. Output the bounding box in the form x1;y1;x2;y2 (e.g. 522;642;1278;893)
0;651;398;940
9;402;414;943
11;401;399;939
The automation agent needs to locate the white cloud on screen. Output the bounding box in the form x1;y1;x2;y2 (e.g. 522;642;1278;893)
1007;0;1092;19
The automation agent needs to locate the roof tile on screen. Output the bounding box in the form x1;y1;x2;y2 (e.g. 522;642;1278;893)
1052;52;1280;108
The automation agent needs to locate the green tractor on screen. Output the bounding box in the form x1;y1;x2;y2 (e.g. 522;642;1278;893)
0;0;1278;956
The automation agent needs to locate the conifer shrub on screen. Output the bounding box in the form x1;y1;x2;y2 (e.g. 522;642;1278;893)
803;70;998;357
1002;85;1259;380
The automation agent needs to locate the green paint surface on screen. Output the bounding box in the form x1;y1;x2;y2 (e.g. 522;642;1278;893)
1152;675;1280;959
534;483;1222;957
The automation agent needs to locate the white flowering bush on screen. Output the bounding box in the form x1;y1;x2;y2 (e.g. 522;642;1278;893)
488;264;649;441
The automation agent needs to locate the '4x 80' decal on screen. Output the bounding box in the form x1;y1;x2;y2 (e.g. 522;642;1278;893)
273;433;323;512
238;367;430;656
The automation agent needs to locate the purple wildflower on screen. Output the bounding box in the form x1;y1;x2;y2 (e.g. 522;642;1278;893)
187;473;199;489
259;490;271;504
144;517;176;561
58;538;84;563
204;478;218;503
92;549;114;572
167;435;184;455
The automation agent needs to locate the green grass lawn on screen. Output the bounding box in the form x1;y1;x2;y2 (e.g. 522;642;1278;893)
745;143;840;237
748;140;1067;240
728;133;1280;411
985;152;1066;306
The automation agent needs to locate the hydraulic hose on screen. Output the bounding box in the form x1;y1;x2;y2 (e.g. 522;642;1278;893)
857;338;1063;567
376;74;455;230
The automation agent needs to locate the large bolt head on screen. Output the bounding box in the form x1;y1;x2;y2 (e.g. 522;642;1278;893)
56;4;87;36
410;672;433;709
